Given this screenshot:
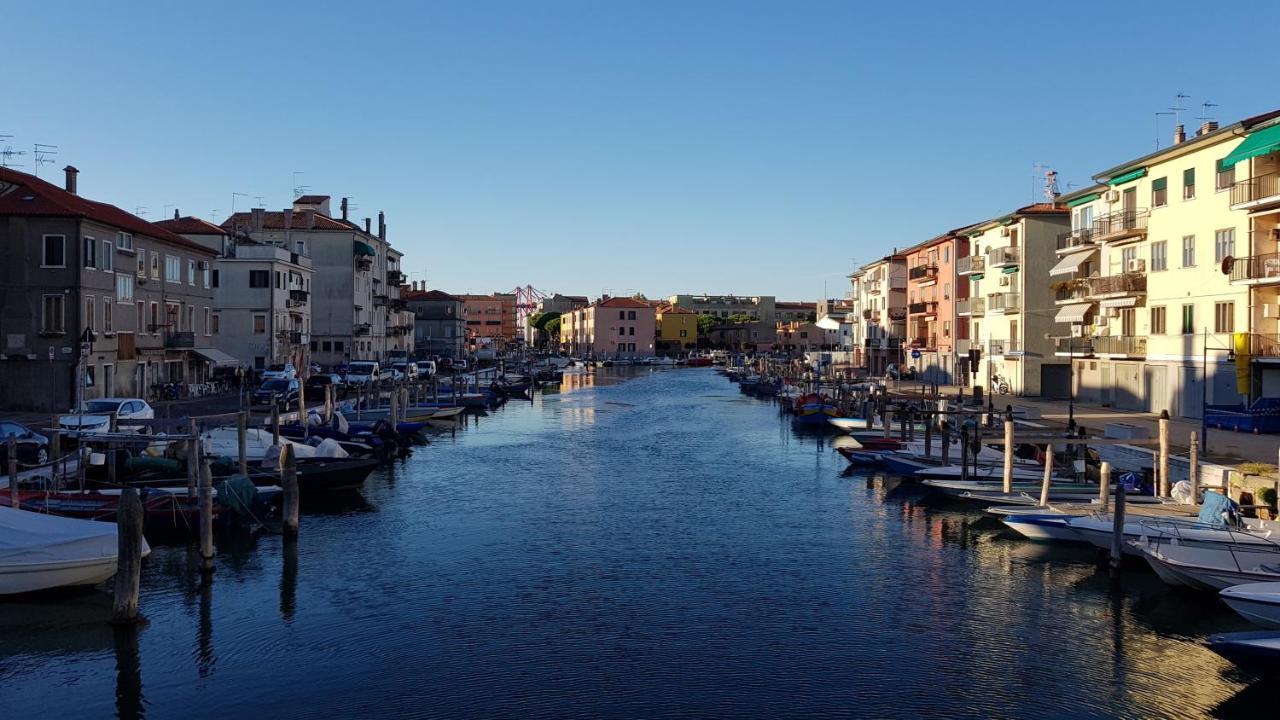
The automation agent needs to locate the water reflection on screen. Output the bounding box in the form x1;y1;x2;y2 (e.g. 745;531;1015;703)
280;537;298;622
112;623;144;720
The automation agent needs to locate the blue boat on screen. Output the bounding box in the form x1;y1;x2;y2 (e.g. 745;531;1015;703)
1207;631;1280;678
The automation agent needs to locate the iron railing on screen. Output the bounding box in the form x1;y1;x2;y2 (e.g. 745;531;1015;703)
1087;272;1146;296
986;292;1021;312
1056;227;1095;251
1230;172;1280;207
989;338;1021;355
908;301;937;315
1092;335;1146;356
908;264;937;281
1228;252;1280;282
1053;337;1093;355
1092;208;1149;241
987;246;1021;266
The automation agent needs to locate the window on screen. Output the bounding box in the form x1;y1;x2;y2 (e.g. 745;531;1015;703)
1181;304;1195;335
83;237;97;268
101;240;113;272
211;269;219;288
187;305;194;332
943;283;951;300
41;295;65;334
276;271;283;289
116;231;133;250
1151;177;1168;207
165;255;180;282
203;307;211;335
103;298;113;333
1215;229;1235;263
42;234;66;267
1151;241;1167;271
116;273;134;302
1216;159;1235;191
1150;306;1166;335
136;250;146;277
253;315;266;334
188;260;196;285
1215;301;1234;333
202;266;210;288
150;252;160;279
943;246;950;263
679;329;687;338
211;313;220;334
137;301;144;332
334;341;344;352
629;326;635;336
618;310;625;320
1183;168;1195;200
1121;246;1137;271
249;270;270;288
84;295;95;332
943;320;951;337
628;311;636;320
1182;235;1196;267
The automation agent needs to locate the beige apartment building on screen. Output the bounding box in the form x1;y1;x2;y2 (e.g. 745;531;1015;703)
1053;111;1280;417
850;255;907;376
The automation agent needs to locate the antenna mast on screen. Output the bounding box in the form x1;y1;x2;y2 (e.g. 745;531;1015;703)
33;144;58;177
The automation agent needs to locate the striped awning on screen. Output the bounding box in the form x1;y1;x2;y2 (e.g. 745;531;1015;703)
1055;303;1093;324
1049;249;1096;277
1101;297;1138;308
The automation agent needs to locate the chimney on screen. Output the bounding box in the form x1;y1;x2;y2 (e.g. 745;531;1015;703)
251;207;266;231
1199;120;1219;136
1173;124;1186;145
283;208;293;229
63;166;78;195
304;209;315;229
378;211;386;240
364;217;372;234
173;209;180;220
341;197;349;221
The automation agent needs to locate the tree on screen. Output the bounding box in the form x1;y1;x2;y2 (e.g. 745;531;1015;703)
696;314;717;335
544;316;562;337
727;313;755;324
532;311;560;331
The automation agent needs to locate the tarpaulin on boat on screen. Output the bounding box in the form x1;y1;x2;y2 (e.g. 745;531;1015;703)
0;506;117;567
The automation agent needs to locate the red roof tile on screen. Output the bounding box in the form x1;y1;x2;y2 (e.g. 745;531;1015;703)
596;297;652;309
221;210;353;232
154;216;226;236
403;289;461;302
0;166;214;255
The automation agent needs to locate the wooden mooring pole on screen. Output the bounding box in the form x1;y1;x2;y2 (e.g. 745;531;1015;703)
271;404;281;447
281;444;299;537
1001;407;1014;494
111;486;144;624
237;411;248;477
1109;463;1125;571
198;445;215;574
1098;460;1111;512
1039;444;1053;507
7;434;17;508
1158;410;1170;498
1188;431;1199;506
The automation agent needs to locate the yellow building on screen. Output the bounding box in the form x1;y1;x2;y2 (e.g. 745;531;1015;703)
1052;111;1280;416
655;304;696;354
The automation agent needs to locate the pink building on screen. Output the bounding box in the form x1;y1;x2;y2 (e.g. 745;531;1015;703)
903;230;970;384
560;297;656;359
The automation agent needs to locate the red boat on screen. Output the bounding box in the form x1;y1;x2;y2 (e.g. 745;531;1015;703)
686;356;713;367
1;489;214;534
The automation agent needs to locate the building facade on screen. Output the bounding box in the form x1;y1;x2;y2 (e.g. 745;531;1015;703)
560;297;656;359
852;255;907;376
667;294;776;324
0;166;218;411
402;286;467;359
654;304;697;354
903;231;970;384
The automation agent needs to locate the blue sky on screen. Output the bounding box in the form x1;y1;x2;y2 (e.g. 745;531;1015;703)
5;1;1279;300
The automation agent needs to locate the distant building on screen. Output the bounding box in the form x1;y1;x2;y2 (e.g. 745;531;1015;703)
523;293;588;345
775;301;817;323
850;255;908;377
667;294;776;324
560;297;656;359
704;320;776;352
776;321;827;352
402;285;466;359
461;294;518;351
654;304;697;354
0;166;217;410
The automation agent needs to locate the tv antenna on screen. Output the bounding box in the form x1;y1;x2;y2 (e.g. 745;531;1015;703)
291;171;309;199
1199;101;1219;125
0;135;25;168
33;144;58;177
1154;111;1174;150
253;195;265;207
1171;92;1190;128
134;206;148;217
231;192;248;215
1031;162;1053;203
211;208;221;221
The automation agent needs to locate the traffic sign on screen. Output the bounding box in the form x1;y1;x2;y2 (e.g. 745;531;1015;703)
911;349;921;359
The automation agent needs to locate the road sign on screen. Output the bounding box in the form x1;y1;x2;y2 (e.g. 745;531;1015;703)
911;349;921;359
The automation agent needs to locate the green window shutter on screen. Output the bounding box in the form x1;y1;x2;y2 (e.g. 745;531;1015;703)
1152;177;1168;191
1216;158;1230;174
1184;168;1195;186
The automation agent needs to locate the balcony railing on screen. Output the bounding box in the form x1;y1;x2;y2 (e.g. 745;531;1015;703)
1092;335;1146;356
1054;281;1090;302
1054;337;1093;355
1092;208;1149;242
1249;333;1280;357
164;331;194;348
1087;272;1146;297
956;297;984;316
989;338;1021;355
387;269;405;284
1056;227;1095;251
957;255;985;275
910;334;938;349
955;338;971;354
986;292;1021;313
289;288;309;302
908;264;937;282
908;300;937;315
1229;252;1280;283
887;308;906;321
987;246;1021;267
1230;172;1280;209
355;323;372;336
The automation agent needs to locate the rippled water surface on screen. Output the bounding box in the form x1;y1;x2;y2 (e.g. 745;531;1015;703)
0;369;1268;718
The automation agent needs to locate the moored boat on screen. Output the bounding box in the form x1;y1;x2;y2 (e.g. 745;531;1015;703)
0;506;149;595
1220;582;1280;629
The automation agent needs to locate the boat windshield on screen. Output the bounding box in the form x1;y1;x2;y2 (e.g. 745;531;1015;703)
83;400;123;413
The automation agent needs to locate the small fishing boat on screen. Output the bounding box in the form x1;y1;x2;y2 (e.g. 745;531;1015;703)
3;488;214;534
1133;537;1280;591
1220;583;1280;629
0;506;149;595
1206;631;1280;678
791;393;841;429
1001;513;1088;543
1069;492;1277;556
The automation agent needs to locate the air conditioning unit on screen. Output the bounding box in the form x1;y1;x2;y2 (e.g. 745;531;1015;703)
1070;325;1084;337
1105;190;1120;203
999;227;1010;237
1127;258;1146;272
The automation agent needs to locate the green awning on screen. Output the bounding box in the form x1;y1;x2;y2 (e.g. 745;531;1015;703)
1108;168;1147;186
1066;193;1099;208
1220;123;1280;168
353;241;376;257
1151;177;1167;192
1001;266;1019;274
969;273;984;281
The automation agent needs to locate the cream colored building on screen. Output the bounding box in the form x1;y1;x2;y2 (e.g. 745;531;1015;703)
1051;114;1280;416
958;203;1070;397
850;255;906;376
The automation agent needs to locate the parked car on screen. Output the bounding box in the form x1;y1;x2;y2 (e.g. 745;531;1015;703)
60;398;155;434
261;363;297;381
345;361;380;387
451;358;469;372
305;373;346;399
418;360;437;378
390;362;419;382
0;421;50;466
885;364;917;381
253;379;301;410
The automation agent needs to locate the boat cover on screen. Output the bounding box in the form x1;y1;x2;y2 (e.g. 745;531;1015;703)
1198;491;1239;529
0;506;117;566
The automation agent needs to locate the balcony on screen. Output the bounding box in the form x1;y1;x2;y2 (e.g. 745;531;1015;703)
373;293;389;306
1249;334;1280;358
289;288;309;302
387;269;405;284
1056;227;1096;253
1230;173;1280;212
1092;335;1146;357
887;307;907;321
956;297;984;316
164;331;194;348
908;264;937;283
277;331;306;345
910;334;938;350
356;256;373;271
957;255;986;276
1092;208;1149;243
1054;337;1094;356
986;292;1021;314
989;338;1022;356
1087;272;1146;298
955;338;971;355
1229;252;1280;285
987;246;1021;268
1053;279;1091;303
354;323;371;336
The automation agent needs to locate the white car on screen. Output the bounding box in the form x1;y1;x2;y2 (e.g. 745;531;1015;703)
60;398;155;434
391;362;419;382
345;361;380;387
262;363;297;381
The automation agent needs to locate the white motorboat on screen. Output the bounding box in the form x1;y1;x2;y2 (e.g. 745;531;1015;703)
1067;491;1279;556
201;426;310;461
1220;582;1280;628
1002;512;1086;542
1132;537;1280;591
0;506;150;595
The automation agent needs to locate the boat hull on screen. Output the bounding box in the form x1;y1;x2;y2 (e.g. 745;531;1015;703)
1221;583;1280;629
1002;515;1084;543
0;555;119;595
1207;631;1280;678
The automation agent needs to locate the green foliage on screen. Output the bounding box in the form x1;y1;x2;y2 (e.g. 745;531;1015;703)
532;311;560;331
1259;486;1277;509
527;311;545;330
696;314;717;334
727;314;755;324
1240;462;1277;477
544;316;562;336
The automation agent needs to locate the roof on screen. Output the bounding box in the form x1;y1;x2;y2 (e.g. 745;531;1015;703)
294;195;330;204
595;297;652;309
154;216;226;236
656;304;693;314
0;166;215;255
402;289;461;302
221;210;352;232
1094;108;1280;182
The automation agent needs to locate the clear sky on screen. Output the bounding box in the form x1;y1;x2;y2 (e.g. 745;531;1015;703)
4;1;1279;300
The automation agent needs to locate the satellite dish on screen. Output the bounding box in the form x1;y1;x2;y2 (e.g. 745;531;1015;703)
1221;256;1235;275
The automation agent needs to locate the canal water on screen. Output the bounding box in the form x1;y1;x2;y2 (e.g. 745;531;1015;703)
0;368;1267;718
